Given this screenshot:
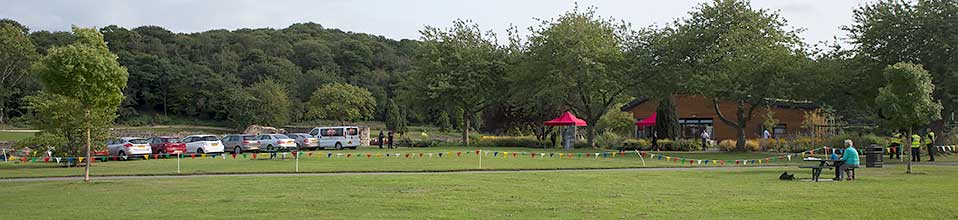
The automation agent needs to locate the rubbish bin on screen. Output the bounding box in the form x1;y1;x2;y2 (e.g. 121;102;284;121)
864;144;883;168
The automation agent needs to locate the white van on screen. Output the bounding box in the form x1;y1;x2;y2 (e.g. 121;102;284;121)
309;126;360;150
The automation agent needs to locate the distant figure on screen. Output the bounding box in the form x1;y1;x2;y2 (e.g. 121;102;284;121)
651;130;659;151
762;129;771;139
835;140;859;181
925;128;936;162
378;130;385;149
699;128;710;151
387;130;395;149
911;133;922;162
889;130;902;159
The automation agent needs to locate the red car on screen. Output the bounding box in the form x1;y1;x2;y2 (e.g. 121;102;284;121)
147;136;187;155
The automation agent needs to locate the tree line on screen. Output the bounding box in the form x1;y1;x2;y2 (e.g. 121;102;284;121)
1;0;955;151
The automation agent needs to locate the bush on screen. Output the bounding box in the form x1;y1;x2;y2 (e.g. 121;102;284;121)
716;139;760;151
719;140;736;151
595;132;625;149
622;139;649;150
826;133;888;149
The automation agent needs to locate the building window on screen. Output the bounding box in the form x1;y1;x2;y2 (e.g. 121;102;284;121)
773;124;787;137
679;118;713;139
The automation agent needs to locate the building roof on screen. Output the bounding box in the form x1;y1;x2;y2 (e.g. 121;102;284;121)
620;95;820;112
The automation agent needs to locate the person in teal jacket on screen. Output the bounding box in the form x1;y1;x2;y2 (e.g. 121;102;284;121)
835;139;859;181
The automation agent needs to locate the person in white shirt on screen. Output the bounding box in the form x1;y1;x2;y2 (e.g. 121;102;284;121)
762;129;771;139
700;128;710;151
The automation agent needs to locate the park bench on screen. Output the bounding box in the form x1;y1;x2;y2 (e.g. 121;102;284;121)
798;165;831;182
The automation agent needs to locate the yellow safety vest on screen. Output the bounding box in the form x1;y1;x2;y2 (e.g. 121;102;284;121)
925;132;935;145
891;133;902;144
911;134;921;148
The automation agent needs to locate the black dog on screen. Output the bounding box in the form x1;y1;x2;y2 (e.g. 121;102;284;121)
779;171;795;180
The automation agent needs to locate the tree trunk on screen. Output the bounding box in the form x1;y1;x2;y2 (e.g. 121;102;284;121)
84;127;91;182
0;107;5;124
907;128;913;174
735;104;748;151
587;124;596;148
462;111;470;146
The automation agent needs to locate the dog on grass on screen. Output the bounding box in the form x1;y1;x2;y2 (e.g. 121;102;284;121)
779;171;795;180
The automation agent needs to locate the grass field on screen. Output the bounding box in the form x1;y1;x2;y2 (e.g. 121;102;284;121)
2;146;954;178
0;147;816;178
2;165;956;219
0;130;38;142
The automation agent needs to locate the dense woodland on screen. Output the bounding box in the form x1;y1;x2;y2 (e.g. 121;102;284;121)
2;0;957;151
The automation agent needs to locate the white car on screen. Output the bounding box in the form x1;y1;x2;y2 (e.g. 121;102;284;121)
309;126;361;150
182;135;225;154
107;137;153;159
256;134;297;151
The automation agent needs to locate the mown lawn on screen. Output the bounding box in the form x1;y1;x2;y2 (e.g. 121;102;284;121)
2;166;956;219
0;147;832;178
0;130;37;142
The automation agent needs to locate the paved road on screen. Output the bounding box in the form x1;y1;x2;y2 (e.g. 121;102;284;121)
0;166;788;182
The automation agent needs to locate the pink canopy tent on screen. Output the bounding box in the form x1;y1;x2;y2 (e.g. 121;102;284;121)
635;113;656;127
544;111;587;127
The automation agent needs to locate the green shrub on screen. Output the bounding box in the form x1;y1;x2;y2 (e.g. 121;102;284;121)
595;132;624;149
717;139;760;151
622;139;649;150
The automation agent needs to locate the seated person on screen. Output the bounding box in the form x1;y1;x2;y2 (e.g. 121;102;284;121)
835;140;860;180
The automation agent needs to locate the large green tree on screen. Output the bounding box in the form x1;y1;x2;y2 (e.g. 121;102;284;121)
406;20;507;145
659;0;806;150
29;27;128;181
875;62;942;173
0;21;39;124
306;83;377;125
847;0;958;125
522;7;631;148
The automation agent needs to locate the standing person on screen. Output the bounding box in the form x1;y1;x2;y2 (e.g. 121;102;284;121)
889;130;902;159
651;130;659;151
762;129;771;139
377;130;385;149
835;140;859;181
925;128;936;162
911;132;922;162
387;130;395;149
700;128;710;151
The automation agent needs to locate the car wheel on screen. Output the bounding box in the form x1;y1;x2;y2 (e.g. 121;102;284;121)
267;145;274;152
234;147;242;155
197;148;205;155
118;151;127;161
335;142;343;150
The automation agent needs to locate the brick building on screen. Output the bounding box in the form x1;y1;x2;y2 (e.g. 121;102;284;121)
620;95;823;140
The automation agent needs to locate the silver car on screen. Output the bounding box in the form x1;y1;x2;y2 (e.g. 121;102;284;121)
287;133;320;150
221;134;260;154
256;134;297;152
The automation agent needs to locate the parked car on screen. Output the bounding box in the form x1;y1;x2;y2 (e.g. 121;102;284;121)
308;126;361;150
256;134;297;152
221;134;260;154
147;136;187;155
106;137;153;159
287;133;320;149
181;135;225;154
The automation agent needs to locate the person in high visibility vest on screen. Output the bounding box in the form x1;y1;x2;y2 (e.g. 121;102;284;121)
925;128;936;162
889;130;902;159
911;133;922;162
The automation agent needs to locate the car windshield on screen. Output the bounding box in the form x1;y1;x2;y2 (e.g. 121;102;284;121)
198;136;218;141
160;138;180;143
242;136;257;141
129;139;149;144
274;134;291;139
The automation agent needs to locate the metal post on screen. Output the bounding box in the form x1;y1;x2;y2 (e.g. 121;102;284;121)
295;152;299;172
478;149;482;169
177;154;180;174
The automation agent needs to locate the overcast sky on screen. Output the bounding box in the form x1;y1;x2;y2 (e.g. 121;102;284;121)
1;0;871;47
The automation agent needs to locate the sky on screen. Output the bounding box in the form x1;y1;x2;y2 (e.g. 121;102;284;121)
1;0;872;47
